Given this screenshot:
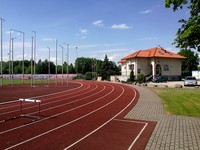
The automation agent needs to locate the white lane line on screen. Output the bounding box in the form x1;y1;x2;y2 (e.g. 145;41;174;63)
0;81;88;115
4;84;119;150
113;118;149;149
0;81;83;110
128;123;148;150
64;85;137;150
0;83;110;135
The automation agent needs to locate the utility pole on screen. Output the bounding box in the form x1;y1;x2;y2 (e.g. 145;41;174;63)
0;18;5;87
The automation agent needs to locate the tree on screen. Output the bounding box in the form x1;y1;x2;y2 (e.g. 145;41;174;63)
99;55;119;80
165;0;200;51
178;49;199;76
130;69;134;82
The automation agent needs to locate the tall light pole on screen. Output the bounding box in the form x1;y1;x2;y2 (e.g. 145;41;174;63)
55;39;58;87
47;47;50;85
32;31;36;85
31;36;34;87
60;45;64;85
9;29;24;85
11;37;16;87
0;18;5;87
76;46;78;78
67;44;69;86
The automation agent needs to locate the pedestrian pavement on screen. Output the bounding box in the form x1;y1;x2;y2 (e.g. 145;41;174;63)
125;85;200;150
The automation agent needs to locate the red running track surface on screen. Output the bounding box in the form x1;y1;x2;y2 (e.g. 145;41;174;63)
0;81;156;150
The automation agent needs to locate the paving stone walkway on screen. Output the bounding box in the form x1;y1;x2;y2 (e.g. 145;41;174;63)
125;85;200;150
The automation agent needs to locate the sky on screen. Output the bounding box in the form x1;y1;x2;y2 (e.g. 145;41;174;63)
0;0;190;65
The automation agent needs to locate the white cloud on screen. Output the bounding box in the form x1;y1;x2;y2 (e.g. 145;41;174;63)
76;28;88;39
141;37;158;40
80;28;87;34
139;9;153;14
111;24;132;29
93;20;104;27
41;38;55;41
91;49;128;54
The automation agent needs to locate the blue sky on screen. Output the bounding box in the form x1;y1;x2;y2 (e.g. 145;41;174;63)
0;0;189;65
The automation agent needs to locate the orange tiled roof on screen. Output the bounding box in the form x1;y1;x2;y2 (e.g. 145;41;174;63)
119;47;186;63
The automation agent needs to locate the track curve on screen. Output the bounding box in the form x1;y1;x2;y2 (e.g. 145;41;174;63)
0;81;155;150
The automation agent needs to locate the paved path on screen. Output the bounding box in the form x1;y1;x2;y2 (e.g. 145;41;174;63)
125;85;200;150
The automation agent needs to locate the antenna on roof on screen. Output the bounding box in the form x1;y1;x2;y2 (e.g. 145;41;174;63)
158;45;167;52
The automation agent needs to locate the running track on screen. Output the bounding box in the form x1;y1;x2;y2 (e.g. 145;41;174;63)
0;81;156;150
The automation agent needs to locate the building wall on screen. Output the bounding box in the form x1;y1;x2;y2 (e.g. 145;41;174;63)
121;57;182;81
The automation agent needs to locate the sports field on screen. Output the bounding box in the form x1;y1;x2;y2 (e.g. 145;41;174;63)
0;81;156;149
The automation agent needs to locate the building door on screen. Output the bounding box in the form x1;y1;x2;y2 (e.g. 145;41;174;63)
156;64;161;76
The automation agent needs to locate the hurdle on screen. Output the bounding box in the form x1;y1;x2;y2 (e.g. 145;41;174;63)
19;98;41;119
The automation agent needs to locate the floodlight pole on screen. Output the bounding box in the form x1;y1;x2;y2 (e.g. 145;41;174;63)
55;39;58;87
9;29;24;85
31;36;34;87
76;46;78;78
0;18;5;87
11;37;16;87
60;45;64;85
32;31;36;85
47;47;50;85
67;44;69;86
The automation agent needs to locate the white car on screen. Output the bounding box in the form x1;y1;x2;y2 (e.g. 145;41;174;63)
184;76;197;86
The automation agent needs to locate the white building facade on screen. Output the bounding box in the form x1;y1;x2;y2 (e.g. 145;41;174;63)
119;47;185;81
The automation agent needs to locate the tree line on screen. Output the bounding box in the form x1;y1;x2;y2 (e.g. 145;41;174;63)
1;55;120;80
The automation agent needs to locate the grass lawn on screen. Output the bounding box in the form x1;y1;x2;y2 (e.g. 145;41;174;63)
149;87;200;117
1;79;50;85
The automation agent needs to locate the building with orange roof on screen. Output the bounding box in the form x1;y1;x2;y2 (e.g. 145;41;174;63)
118;47;186;81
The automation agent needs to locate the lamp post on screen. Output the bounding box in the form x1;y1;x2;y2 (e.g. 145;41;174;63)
0;18;5;87
60;45;64;85
11;37;16;87
76;46;78;78
31;36;34;87
32;31;36;85
9;29;24;85
47;47;50;85
67;44;69;86
55;39;58;87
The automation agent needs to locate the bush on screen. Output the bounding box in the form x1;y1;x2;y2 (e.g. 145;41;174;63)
137;73;145;83
85;72;97;80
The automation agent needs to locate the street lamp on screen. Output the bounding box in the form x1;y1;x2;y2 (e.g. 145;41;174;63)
55;39;58;87
9;29;25;85
11;37;16;87
31;36;34;87
32;31;36;85
47;47;50;85
76;46;78;78
60;45;64;85
67;44;69;86
0;18;5;87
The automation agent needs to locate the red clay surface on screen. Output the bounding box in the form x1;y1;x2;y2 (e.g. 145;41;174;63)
0;81;156;150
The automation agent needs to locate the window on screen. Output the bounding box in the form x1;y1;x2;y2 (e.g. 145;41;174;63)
164;65;169;71
129;64;134;70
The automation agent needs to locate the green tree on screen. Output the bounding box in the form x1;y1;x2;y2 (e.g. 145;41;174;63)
68;63;76;74
165;0;200;51
98;55;119;80
178;49;199;76
130;69;134;82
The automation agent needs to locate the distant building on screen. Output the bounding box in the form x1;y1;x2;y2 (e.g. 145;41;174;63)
118;47;186;81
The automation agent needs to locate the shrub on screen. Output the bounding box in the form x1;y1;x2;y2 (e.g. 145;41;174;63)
137;73;145;83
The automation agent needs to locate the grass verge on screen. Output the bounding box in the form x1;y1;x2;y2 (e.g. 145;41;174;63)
149;87;200;117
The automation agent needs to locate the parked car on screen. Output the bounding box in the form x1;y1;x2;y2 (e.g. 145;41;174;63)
152;76;168;83
184;76;197;86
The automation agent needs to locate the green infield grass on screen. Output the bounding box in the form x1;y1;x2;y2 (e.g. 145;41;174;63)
0;79;50;85
150;87;200;117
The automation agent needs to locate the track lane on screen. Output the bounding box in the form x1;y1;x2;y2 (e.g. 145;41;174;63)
0;81;155;150
0;82;105;132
